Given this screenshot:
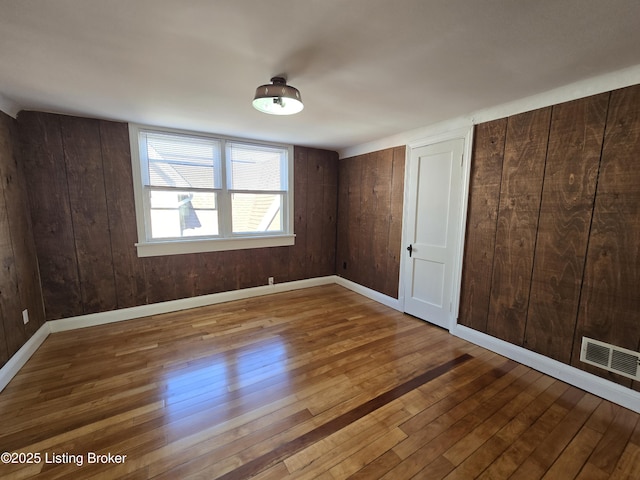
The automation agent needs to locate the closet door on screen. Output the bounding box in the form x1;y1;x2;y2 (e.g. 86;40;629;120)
404;137;465;330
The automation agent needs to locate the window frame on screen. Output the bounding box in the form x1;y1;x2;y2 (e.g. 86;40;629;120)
129;124;295;257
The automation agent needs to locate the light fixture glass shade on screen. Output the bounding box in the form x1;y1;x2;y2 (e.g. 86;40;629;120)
252;77;303;115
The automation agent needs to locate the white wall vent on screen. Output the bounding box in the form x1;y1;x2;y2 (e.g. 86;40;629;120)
580;337;640;381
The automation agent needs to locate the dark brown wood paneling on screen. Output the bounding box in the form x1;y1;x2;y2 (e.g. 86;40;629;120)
370;150;392;293
0;114;25;358
60;116;117;314
336;155;350;276
464;87;640;390
0;188;24;356
465;86;640;390
346;155;363;286
143;255;181;304
0;118;16;364
193;252;215;296
359;152;377;286
336;147;404;298
243;250;264;290
305;148;338;278
487;107;551;346
459;119;507;331
524;94;609;363
100;120;147;308
289;146;309;281
0;311;7;365
17;115;338;321
6;118;45;338
197;251;229;295
337;152;360;285
262;246;291;286
0;112;46;366
382;146;405;298
176;253;200;300
235;249;257;290
571;85;640;385
18;112;83;320
306;150;324;277
320;150;338;277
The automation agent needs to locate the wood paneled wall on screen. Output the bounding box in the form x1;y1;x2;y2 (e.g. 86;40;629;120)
336;146;405;298
573;86;640;391
460;85;640;389
17;111;338;321
0;112;45;367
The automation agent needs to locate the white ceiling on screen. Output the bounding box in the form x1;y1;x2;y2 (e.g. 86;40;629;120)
1;0;639;152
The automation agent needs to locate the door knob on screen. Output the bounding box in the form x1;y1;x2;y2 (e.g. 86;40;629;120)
407;244;413;257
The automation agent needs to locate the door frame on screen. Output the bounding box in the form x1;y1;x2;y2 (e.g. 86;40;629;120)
399;125;474;331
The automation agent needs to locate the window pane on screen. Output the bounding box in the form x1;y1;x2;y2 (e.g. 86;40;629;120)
231;193;283;233
144;132;220;189
228;143;285;191
149;190;219;239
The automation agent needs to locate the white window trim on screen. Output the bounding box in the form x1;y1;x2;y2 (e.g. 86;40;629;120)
128;124;295;257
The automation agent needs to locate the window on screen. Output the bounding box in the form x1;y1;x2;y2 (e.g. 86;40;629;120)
129;125;294;257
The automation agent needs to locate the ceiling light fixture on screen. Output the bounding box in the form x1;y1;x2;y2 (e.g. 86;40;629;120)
252;76;303;115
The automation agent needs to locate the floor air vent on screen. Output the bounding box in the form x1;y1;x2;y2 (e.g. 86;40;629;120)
580;337;640;381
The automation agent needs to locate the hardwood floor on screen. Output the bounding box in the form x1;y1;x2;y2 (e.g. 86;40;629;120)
0;285;638;479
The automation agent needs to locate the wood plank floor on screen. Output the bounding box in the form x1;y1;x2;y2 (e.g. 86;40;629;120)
0;285;638;479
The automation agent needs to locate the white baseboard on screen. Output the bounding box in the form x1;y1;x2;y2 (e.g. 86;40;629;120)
49;276;337;333
0;322;51;392
451;324;640;414
3;277;639;415
48;275;400;334
0;276;395;392
0;277;338;392
334;276;403;311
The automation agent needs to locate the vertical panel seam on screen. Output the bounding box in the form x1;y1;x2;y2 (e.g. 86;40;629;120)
1;123;25;342
570;92;612;363
522;108;554;348
98;122;120;310
486;120;509;333
386;148;398;297
334;156;342;275
16;116;48;323
331;152;339;276
59;117;84;314
0;118;22;355
354;156;362;284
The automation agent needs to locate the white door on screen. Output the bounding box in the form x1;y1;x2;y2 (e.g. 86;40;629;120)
404;138;464;329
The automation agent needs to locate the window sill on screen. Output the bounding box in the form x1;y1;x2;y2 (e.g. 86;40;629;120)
135;234;295;257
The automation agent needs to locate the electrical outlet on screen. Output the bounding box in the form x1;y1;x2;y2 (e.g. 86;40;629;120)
22;309;29;325
268;277;274;285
